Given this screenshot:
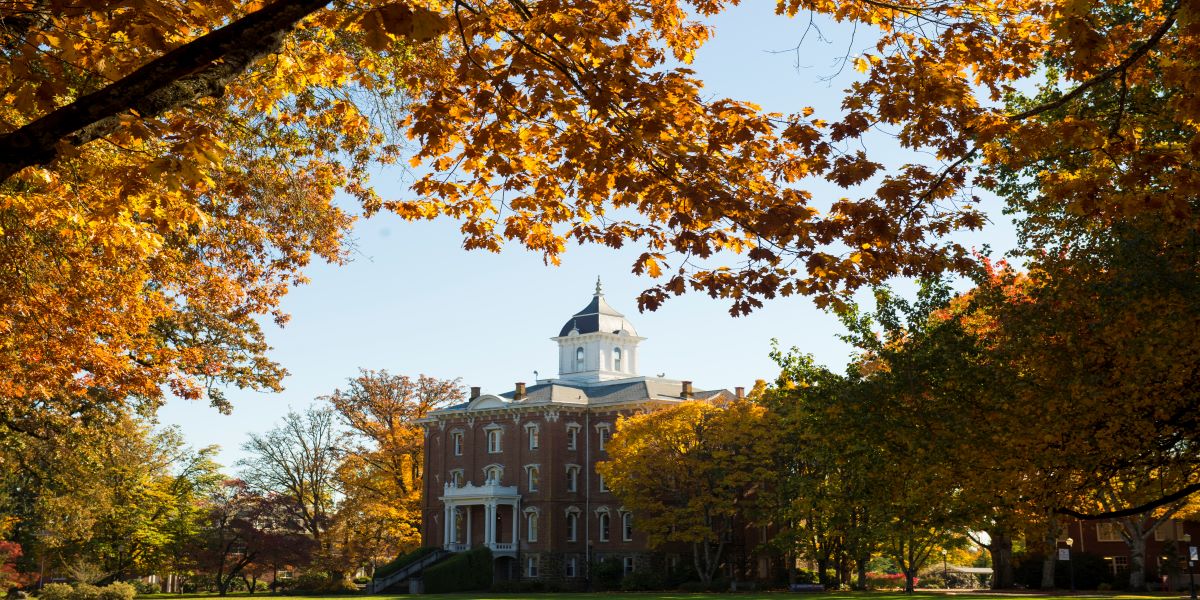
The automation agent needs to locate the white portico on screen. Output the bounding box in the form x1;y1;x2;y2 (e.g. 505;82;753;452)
439;482;521;558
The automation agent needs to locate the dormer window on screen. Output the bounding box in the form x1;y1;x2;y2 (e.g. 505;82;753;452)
613;347;622;371
575;347;585;371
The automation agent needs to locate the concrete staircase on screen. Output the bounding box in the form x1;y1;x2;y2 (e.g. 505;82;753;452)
367;549;452;594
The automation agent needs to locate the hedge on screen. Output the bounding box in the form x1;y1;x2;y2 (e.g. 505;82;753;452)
373;546;440;580
421;546;492;593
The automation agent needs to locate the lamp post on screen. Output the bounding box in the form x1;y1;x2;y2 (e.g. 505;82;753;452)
1066;537;1075;593
1185;534;1196;600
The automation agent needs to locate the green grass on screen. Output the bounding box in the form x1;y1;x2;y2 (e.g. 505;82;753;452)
136;592;1187;600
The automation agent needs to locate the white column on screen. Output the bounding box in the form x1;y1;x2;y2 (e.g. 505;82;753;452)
484;502;496;545
512;503;520;545
466;506;473;546
443;502;453;546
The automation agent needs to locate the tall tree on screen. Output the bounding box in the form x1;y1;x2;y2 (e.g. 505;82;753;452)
238;407;342;549
600;400;779;585
324;371;462;572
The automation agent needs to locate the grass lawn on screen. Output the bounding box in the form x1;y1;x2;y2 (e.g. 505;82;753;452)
138;592;1188;600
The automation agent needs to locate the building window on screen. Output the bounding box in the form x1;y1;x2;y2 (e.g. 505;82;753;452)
485;426;502;453
575;347;585;371
527;423;540;450
623;556;635;575
449;469;464;487
566;424;580;450
613;347;622;371
1097;521;1123;542
566;511;579;542
596;423;611;451
1154;520;1181;541
565;464;580;492
622;512;633;541
598;473;608;492
1106;555;1129;576
484;465;503;485
526;510;539;542
452;431;464;456
527;556;538;578
526;465;540;492
599;512;611;542
565;557;577;578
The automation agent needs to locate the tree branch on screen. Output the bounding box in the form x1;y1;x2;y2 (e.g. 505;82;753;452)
0;0;331;182
1056;482;1200;520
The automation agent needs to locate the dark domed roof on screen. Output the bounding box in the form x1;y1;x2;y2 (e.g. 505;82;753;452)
558;281;638;337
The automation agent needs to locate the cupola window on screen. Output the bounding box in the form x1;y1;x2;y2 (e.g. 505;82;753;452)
613;347;622;371
575;347;585;371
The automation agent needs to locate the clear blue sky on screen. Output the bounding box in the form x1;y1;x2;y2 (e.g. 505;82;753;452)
156;3;1020;468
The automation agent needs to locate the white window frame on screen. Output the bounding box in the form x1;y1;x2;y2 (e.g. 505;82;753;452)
598;472;608;492
613;346;622;371
451;430;464;456
525;422;540;450
575;347;585;371
622;511;633;541
595;423;611;451
483;464;504;485
527;556;539;578
598;511;611;542
565;557;577;578
525;508;539;542
623;556;635;575
449;468;464;487
1097;521;1122;542
566;509;579;542
484;424;503;454
566;423;580;450
525;464;540;492
565;464;580;492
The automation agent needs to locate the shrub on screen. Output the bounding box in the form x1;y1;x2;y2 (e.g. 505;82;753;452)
489;580;543;593
707;577;730;592
37;584;73;600
677;581;707;593
422;546;491;593
97;583;135;600
128;581;157;596
70;584;101;600
288;572;331;594
620;570;666;591
589;557;623;591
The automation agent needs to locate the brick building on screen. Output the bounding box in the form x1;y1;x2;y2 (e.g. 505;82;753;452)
419;282;735;583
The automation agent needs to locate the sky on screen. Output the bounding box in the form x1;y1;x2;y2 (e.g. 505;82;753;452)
155;2;1021;469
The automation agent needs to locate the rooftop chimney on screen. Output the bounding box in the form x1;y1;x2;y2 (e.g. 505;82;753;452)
470;386;481;400
735;386;745;400
681;380;693;400
514;382;527;401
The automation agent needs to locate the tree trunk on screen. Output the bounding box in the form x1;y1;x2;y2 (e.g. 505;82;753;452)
1127;531;1148;591
988;528;1015;589
856;554;868;590
1040;525;1057;589
904;568;916;594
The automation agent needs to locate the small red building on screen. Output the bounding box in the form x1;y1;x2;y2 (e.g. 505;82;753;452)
419;283;735;583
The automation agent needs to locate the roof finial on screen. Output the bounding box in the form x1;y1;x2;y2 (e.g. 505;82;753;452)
594;276;602;296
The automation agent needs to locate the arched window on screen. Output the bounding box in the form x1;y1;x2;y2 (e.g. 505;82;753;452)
526;465;540;492
622;511;634;541
566;510;579;541
598;511;611;542
526;509;539;542
575;347;585;371
613;347;622;371
484;465;503;485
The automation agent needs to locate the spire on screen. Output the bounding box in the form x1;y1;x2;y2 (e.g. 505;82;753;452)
594;276;602;296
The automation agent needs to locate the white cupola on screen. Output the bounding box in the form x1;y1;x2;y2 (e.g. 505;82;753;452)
551;278;646;383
